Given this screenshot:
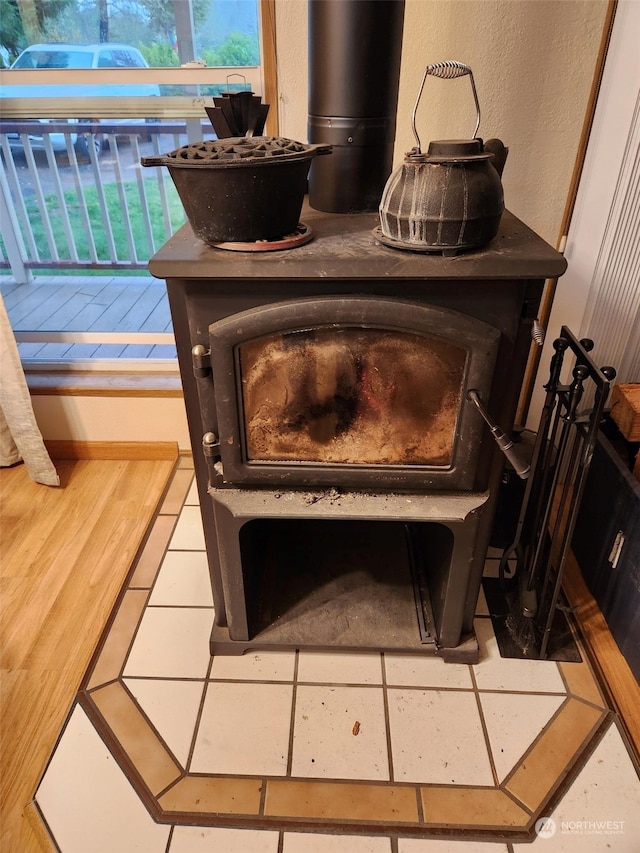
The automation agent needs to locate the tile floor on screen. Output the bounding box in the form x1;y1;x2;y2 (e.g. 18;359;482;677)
34;460;640;852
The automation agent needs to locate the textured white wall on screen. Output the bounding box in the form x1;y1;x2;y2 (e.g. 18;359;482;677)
275;0;609;244
33;396;191;450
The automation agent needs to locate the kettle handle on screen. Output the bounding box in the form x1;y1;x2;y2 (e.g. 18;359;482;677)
412;60;481;154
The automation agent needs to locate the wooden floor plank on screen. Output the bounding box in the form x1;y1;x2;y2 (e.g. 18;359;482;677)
46;292;102;331
140;292;172;332
0;456;176;853
1;284;55;320
16;286;80;330
0;275;172;339
87;284;149;332
117;281;167;332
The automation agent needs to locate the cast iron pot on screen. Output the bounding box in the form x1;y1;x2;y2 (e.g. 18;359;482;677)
141;136;332;245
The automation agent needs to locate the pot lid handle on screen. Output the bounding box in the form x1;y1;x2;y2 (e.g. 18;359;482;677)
411;60;481;154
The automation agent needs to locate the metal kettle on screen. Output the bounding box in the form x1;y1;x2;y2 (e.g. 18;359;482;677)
376;61;508;255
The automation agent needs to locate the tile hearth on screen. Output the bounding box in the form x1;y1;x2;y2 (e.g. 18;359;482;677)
34;460;640;851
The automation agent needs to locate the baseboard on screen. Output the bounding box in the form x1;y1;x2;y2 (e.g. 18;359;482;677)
45;440;180;461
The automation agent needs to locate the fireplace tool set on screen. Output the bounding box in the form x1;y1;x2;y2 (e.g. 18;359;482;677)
498;328;616;659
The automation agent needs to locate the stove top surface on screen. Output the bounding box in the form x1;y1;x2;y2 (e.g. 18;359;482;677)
150;206;567;282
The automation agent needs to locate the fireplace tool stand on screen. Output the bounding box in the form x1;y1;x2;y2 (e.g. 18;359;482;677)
498;326;616;659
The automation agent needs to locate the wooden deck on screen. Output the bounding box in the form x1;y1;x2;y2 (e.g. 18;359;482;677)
0;274;176;359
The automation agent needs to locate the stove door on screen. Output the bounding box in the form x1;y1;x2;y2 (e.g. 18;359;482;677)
208;296;500;490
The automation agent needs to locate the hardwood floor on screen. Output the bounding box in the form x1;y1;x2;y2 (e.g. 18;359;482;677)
0;453;177;853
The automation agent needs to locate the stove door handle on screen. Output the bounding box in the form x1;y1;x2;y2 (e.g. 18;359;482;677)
467;390;531;479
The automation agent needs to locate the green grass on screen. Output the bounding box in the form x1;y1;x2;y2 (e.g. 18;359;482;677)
1;178;186;276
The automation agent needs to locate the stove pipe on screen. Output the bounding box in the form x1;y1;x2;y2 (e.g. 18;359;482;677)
308;0;405;213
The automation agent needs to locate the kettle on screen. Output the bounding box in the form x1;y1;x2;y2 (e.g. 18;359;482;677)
375;61;508;255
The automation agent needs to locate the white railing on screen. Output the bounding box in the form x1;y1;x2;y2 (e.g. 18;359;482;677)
0;119;207;282
0;59;268;285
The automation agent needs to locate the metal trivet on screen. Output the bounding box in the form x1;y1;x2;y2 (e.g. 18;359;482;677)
212;223;313;252
372;226;476;257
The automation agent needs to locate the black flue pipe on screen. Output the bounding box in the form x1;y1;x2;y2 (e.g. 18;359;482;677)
308;0;405;213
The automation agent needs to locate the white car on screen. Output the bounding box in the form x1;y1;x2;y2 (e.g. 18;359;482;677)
3;42;160;157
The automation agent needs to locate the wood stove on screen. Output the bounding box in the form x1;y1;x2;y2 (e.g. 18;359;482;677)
150;206;566;662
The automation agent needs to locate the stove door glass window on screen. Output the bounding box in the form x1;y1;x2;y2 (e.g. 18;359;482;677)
239;327;466;466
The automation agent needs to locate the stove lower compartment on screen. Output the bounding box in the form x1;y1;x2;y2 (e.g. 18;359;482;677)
209;487;489;663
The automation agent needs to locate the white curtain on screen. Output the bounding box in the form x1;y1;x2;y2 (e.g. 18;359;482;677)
0;293;59;486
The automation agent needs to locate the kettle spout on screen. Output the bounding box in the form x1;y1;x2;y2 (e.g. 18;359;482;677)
484;138;508;177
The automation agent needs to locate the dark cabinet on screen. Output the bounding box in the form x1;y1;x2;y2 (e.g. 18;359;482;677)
572;429;640;681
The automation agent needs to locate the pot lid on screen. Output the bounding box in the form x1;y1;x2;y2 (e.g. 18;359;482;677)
146;136;331;168
406;138;493;164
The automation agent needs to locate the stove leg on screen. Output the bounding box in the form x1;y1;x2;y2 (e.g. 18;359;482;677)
437;632;480;664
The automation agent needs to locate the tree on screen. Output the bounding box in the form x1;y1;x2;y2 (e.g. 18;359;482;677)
98;0;108;42
209;31;258;66
137;0;209;37
0;0;73;57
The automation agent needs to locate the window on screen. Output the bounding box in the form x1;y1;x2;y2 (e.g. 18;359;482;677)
0;0;276;370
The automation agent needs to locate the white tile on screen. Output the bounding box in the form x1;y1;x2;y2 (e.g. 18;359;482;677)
123;678;205;766
184;479;199;505
297;650;383;684
284;833;392;852
36;705;170;853
483;557;503;578
384;654;472;689
399;840;509;852
123;607;213;679
387;688;493;785
168;505;206;550
149;550;214;607
472;618;566;693
210;649;296;681
486;546;505;560
191;681;293;776
483;553;517;580
514;723;640;852
170;826;279;852
479;691;565;781
291;685;389;781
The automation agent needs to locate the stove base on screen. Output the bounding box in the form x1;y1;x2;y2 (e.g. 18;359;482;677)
210;623;479;664
207;511;481;663
209;487;489;660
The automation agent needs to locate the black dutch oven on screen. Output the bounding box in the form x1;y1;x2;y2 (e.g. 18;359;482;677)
141;136;332;245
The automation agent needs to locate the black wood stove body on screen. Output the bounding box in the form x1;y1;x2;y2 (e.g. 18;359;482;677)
150;206;566;663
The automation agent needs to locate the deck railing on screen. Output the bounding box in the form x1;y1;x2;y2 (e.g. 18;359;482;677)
0;119;211;283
